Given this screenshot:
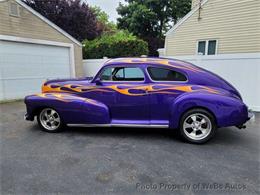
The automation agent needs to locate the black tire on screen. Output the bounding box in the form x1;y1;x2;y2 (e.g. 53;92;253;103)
37;108;64;133
179;108;217;144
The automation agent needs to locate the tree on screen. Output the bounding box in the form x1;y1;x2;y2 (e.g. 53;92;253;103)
90;6;117;34
82;30;148;59
117;0;191;55
23;0;101;41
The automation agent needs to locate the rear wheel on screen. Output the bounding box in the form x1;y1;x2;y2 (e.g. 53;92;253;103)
37;108;63;132
179;109;217;144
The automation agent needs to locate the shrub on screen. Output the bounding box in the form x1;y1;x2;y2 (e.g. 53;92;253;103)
83;31;148;59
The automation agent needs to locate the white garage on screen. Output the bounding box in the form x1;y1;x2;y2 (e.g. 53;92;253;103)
0;38;74;101
0;0;83;101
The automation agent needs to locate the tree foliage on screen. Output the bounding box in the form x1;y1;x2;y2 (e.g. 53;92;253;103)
90;6;117;34
23;0;101;41
117;0;191;55
83;31;148;59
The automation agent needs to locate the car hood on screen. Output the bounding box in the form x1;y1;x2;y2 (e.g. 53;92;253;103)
44;77;92;85
42;77;93;92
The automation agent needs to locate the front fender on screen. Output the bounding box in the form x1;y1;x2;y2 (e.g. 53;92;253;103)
169;92;248;129
24;93;110;124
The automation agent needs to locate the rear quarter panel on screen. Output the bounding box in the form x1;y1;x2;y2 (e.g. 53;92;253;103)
170;91;248;129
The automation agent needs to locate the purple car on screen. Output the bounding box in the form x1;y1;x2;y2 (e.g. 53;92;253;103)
24;58;253;143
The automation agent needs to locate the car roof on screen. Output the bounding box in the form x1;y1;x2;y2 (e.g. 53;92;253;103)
103;57;203;73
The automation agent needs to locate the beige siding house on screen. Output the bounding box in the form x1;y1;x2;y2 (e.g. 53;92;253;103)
0;0;84;100
162;0;260;111
164;0;260;56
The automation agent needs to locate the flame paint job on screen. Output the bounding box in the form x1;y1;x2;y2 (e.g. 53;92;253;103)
42;83;220;96
25;57;249;129
35;93;102;106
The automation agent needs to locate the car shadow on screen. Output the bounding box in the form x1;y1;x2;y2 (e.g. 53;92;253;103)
64;126;182;142
63;126;248;145
29;123;250;145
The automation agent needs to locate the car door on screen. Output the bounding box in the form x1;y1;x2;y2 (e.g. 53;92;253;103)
91;65;150;124
146;66;188;125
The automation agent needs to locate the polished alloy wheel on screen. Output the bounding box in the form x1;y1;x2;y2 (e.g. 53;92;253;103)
183;113;212;141
39;108;61;131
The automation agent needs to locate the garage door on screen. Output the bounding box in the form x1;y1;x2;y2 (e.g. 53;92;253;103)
0;40;71;101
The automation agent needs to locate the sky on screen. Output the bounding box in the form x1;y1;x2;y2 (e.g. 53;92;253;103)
83;0;124;22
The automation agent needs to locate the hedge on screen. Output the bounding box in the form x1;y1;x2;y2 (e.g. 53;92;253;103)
83;31;148;59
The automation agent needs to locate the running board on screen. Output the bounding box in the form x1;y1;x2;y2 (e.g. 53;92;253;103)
67;124;168;128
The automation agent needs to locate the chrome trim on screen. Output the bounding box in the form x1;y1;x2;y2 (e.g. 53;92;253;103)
67;124;169;128
24;113;28;120
248;109;255;120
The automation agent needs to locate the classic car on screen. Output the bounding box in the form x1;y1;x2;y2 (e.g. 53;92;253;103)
24;58;253;143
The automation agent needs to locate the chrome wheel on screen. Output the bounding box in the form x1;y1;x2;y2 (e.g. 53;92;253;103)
183;113;212;141
39;108;61;131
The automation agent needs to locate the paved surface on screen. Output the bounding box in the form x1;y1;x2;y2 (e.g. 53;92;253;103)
0;101;259;195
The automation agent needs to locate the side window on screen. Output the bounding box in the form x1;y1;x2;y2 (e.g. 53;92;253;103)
124;68;144;80
147;67;187;82
100;67;114;81
100;67;144;81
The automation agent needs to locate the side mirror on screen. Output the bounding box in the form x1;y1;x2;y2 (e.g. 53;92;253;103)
95;78;102;86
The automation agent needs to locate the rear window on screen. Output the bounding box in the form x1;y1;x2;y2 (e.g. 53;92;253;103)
147;67;187;81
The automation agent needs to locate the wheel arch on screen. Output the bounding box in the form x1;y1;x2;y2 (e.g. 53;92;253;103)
178;106;217;129
33;106;55;117
169;93;221;129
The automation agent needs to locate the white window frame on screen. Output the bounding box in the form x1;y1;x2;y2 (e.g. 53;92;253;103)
9;2;20;17
196;39;218;55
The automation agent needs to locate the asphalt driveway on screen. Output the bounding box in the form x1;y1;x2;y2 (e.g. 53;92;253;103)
0;101;259;194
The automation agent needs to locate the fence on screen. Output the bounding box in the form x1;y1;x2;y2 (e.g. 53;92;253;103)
82;58;108;77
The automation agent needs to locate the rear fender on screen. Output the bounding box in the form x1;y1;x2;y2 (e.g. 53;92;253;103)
169;92;248;129
24;93;110;124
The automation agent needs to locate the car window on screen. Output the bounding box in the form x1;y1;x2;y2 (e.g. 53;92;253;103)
147;67;187;81
100;67;144;81
100;67;114;81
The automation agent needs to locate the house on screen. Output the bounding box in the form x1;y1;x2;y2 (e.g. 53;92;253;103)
164;0;260;56
162;0;260;111
0;0;84;101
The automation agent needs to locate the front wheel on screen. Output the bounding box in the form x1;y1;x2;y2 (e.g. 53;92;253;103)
37;108;63;133
179;109;217;144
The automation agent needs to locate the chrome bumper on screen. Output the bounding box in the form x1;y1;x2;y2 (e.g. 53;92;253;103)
236;109;254;129
24;113;34;121
24;113;29;120
248;109;255;121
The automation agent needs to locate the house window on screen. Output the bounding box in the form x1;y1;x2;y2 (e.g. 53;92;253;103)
198;41;206;55
208;40;217;55
197;40;217;55
9;2;19;17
